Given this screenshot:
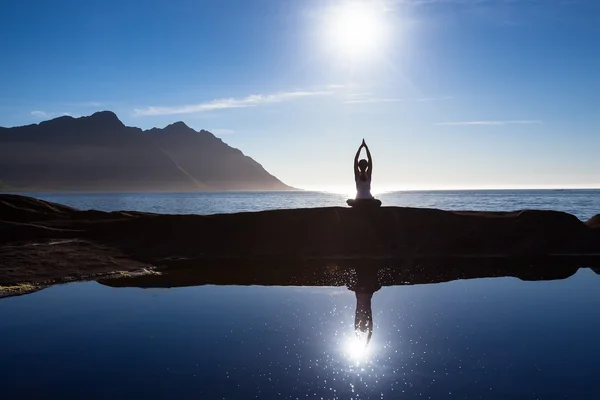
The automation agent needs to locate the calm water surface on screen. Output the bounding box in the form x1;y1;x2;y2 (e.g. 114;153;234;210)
23;189;600;220
2;269;600;399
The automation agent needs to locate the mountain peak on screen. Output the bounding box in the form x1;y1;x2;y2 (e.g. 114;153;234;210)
163;121;195;133
91;110;118;118
87;111;123;127
171;121;188;127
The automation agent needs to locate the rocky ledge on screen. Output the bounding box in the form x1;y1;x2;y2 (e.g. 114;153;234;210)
1;194;599;295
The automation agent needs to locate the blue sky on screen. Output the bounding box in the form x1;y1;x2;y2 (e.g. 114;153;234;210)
1;0;599;192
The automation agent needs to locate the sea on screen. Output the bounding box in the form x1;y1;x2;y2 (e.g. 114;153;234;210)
2;189;600;399
22;189;600;220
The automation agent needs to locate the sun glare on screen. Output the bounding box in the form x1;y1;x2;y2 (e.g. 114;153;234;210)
300;185;393;198
343;334;371;361
324;1;390;61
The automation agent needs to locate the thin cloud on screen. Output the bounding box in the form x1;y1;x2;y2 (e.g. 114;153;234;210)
31;110;50;118
436;120;542;126
133;90;333;117
346;92;373;97
31;110;72;119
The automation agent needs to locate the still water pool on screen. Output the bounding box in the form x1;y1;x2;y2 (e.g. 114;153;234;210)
2;268;600;399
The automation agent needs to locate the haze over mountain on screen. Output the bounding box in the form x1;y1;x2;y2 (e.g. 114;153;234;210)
0;111;293;192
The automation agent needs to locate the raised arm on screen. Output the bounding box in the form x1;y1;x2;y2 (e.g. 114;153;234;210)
354;143;363;179
364;143;373;178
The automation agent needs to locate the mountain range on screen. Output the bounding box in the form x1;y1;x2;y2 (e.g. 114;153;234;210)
0;111;293;192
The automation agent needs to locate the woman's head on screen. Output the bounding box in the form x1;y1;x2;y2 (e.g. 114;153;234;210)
358;159;368;172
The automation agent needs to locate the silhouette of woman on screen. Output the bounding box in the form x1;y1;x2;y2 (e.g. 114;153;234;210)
347;140;381;207
354;139;373;200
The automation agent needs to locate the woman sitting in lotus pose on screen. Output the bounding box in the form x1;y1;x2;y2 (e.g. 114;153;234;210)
347;140;381;207
353;139;373;199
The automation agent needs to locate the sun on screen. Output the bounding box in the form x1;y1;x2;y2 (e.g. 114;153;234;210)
324;1;389;61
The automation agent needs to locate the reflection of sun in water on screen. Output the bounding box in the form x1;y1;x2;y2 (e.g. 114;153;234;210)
324;1;390;61
343;333;371;361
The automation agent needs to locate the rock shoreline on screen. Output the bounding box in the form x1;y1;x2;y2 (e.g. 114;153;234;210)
1;194;600;296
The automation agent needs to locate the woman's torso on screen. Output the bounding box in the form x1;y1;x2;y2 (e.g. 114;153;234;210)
355;175;372;199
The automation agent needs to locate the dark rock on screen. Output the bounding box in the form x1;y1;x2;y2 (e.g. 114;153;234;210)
586;214;600;232
99;258;586;290
1;195;600;288
0;194;76;223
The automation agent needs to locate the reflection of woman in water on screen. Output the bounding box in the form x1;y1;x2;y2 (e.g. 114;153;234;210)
354;291;375;344
348;266;382;346
353;139;373;200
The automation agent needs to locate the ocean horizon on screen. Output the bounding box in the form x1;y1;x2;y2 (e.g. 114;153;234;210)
13;188;600;221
